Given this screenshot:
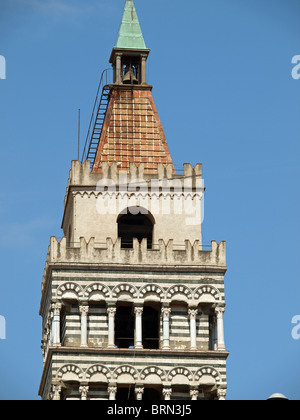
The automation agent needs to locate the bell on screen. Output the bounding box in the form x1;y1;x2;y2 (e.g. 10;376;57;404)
123;68;138;84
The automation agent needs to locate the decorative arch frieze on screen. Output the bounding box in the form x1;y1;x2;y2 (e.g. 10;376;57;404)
112;284;138;299
84;283;111;300
56;282;84;300
85;364;111;382
139;284;165;301
167;367;194;383
112;365;139;381
166;285;193;302
194;366;222;384
56;364;83;381
194;285;221;303
140;366;167;382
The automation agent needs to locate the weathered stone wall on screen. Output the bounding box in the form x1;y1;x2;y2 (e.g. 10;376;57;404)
62;160;204;246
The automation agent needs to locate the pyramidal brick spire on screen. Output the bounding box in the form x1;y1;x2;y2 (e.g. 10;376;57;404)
92;0;175;175
92;88;175;175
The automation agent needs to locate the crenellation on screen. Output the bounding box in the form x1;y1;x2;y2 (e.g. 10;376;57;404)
44;235;226;269
66;160;203;188
184;163;202;178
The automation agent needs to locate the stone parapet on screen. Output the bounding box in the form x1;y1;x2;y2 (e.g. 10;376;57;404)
41;236;226;296
66;160;202;189
47;236;225;268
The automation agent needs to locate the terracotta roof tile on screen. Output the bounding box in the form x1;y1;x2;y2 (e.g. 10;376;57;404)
93;87;175;175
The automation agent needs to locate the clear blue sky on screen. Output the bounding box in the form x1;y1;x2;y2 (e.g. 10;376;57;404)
0;0;300;400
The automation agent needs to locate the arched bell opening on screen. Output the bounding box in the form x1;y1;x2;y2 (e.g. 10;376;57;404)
117;208;155;249
122;56;140;84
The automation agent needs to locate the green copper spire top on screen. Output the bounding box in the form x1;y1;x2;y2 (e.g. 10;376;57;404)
115;0;147;50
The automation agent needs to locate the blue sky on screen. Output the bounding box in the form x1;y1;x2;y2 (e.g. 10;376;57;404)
0;0;300;400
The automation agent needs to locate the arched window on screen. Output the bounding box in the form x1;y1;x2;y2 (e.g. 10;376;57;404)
117;208;154;249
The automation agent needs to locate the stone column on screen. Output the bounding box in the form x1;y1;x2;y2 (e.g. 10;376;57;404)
79;305;89;348
217;388;227;401
134;306;143;350
188;308;198;350
141;55;147;85
216;307;226;351
80;385;89;401
213;315;218;350
209;315;218;351
190;389;199;401
115;54;122;84
52;384;62;401
108;385;117;401
52;303;62;346
162;388;172;401
162;307;171;350
135;386;144;401
107;307;116;349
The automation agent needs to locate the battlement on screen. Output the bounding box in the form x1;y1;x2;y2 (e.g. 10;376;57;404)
64;161;203;208
67;160;202;187
42;236;226;294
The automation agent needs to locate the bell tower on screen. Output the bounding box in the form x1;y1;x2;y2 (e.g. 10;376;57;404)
110;0;150;86
39;0;229;401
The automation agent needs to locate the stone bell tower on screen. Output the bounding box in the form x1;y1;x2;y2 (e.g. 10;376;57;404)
39;0;229;401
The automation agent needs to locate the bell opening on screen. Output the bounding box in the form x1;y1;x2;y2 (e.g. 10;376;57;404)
122;57;140;84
